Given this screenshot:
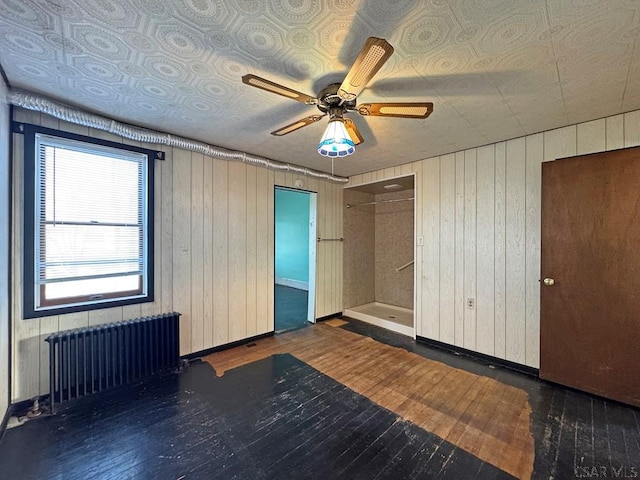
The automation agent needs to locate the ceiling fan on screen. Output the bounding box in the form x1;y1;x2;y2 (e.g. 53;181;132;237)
241;37;433;157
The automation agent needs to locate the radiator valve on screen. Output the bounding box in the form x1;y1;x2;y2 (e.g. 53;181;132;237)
26;397;43;418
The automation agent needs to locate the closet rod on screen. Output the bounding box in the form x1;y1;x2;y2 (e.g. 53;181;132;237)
346;197;414;208
396;260;414;272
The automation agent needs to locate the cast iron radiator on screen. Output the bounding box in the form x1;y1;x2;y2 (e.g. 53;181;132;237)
45;312;181;413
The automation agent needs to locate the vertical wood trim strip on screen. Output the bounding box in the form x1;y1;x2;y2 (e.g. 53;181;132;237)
543;126;577;162
624;110;640;147
454;152;465;347
246;165;258;337
228;162;247;342
525;133;543;368
161;148;174;316
383;167;395;179
172;148;192;356
190;153;204;352
213;158;229;346
577;119;606;155
267;171;275;330
463;149;477;350
255;167;269;334
505;138;527;365
439;154;456;345
475;145;495;356
203;157;214;349
423;157;440;340
494;142;507;359
606;114;624;151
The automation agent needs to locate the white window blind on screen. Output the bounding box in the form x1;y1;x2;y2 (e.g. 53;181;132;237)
34;133;149;309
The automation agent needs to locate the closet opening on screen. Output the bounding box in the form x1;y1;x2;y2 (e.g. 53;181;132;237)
343;175;415;337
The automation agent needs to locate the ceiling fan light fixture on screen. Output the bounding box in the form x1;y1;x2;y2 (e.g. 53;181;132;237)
241;37;432;152
317;118;355;157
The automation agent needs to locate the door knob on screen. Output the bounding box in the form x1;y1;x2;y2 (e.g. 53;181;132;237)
543;278;555;286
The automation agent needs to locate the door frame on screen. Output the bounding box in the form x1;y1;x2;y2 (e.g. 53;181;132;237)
307;192;317;323
274;185;318;327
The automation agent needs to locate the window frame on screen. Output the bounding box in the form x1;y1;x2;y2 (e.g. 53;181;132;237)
22;123;158;319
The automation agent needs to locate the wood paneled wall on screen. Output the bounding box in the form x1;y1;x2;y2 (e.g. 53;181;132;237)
0;82;10;419
10;108;343;402
347;110;640;368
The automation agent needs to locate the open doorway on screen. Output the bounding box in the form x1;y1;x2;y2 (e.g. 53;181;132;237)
342;175;415;337
274;187;317;332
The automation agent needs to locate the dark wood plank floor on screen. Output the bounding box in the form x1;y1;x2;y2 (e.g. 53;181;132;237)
0;354;514;479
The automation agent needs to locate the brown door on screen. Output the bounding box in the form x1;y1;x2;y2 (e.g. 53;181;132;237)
540;147;640;408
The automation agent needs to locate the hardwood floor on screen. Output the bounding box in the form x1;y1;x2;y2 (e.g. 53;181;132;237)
206;319;640;479
338;319;640;480
205;322;534;479
0;317;637;479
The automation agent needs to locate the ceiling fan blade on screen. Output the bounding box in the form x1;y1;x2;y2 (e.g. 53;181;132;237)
357;102;434;119
242;74;317;105
338;37;394;102
271;115;326;136
343;118;364;145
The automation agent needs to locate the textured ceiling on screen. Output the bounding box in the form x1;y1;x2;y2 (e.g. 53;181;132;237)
1;0;640;177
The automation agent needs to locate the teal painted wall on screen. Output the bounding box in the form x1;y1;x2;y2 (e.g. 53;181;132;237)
275;189;310;284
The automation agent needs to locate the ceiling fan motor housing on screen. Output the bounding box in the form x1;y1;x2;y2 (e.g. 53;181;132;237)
316;83;357;114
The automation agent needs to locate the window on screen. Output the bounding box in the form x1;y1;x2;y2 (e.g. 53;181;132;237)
23;124;156;318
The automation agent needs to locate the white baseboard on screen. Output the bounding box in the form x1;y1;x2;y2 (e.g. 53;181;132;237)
275;277;309;291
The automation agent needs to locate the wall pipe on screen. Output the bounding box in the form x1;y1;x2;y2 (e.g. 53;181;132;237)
7;89;349;184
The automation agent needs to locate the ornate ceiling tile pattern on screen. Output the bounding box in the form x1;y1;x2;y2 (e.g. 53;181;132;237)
1;0;639;176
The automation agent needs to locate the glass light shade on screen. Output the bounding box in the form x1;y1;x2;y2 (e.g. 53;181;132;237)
317;119;355;157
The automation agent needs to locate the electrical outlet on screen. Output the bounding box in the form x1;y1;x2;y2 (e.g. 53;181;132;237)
417;236;424;246
467;298;474;309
